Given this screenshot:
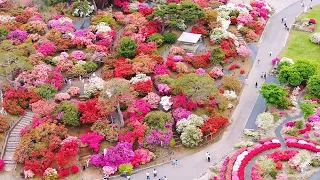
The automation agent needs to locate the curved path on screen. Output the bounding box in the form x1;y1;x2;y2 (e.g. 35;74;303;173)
113;1;320;179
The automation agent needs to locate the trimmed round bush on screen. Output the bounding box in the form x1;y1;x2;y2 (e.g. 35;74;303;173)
118;163;133;175
34;84;57;99
82;61;98;73
147;33;164;46
310;32;320;44
118;37;137;58
163;32;177;44
180;125;203;147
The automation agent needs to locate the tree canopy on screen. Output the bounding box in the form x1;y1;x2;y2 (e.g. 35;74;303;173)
307;75;320;98
260;83;289;108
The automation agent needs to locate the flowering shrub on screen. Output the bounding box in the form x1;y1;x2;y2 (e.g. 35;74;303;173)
72;29;96;48
133;80;153;96
223;90;237;100
170;94;197;111
309;18;317;24
154;64;170;75
103;166;117;176
180;125;203;147
177;114;203;133
172;108;192;122
67;86;80;97
256;112;274;130
0;159;4;172
3;88;41;115
80;131;104;152
70;165;79;174
228;64;240;70
31;100;56;117
54;93;71;101
288;150;311;172
78;98;102;124
24;170;35;178
84;76;104;97
160;96;173;111
0;115;9;133
8;29;28;42
209;67;224;79
37;41;56;56
71;0;94;17
236;44;252;58
131;149;155;167
157;84;171;96
143;92;160;109
310;32;320;44
201;114;228;135
71;50;86;60
43;168;59;179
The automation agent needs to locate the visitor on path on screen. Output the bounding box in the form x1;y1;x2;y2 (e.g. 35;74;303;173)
284;22;287;27
153;169;157;177
172;159;175;165
255;82;258;88
281;17;284;23
164;176;167;180
269;51;272;57
301;1;304;7
146;171;150;180
245;78;248;85
284;17;286;23
264;73;267;79
127;175;131;180
86;159;90;168
257;59;260;64
207;153;211;162
175;159;178;167
123;170;127;177
261;72;264;78
82;164;86;171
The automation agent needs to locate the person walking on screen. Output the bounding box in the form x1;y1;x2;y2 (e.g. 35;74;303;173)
207;153;211;162
269;51;272;57
301;1;304;7
284;22;287;27
245;78;248;85
255;82;258;88
146;171;150;180
153;169;157;177
206;152;209;160
163;176;167;180
264;73;267;79
127;175;131;180
172;159;175;165
261;72;264;78
257;59;260;64
284;17;286;23
281;17;284;23
175;159;178;167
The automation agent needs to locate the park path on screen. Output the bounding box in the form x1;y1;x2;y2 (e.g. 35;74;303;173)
113;0;320;179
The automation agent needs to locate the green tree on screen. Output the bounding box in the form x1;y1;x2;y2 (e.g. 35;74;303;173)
117;37;137;58
300;102;315;118
277;60;292;71
260;83;289;108
34;84;57;99
278;67;303;86
294;61;316;80
54;101;80;126
163;32;177;44
210;46;225;64
307;75;320;98
170;73;217;101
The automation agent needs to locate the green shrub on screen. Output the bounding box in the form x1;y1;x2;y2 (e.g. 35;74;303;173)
117;37;137;58
144;111;172;129
311;159;320;167
147;33;164;46
271;112;280;122
287;127;299;136
163;32;177;44
54;101;80;126
268;169;278;179
43;56;57;66
277;60;292;71
118;163;133;175
34;84;57;99
82;61;98;73
300;102;315;118
0;26;9;41
169;138;175;147
210;46;225;64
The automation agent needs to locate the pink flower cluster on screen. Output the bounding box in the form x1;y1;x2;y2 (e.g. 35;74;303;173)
72;29;96;47
154;64;170;75
226;147;247;180
308;108;320;122
31;100;56;117
195;68;206;75
143;92;160;109
271;57;280;65
67;86;80;97
37;41;56;56
157;83;171;96
220;156;229;180
209;67;224;79
48;17;75;33
71;50;86;60
250;0;270;20
237;13;253;25
8;30;28;42
54;93;71;101
285;137;320;152
80;131;104;152
172;108;192;121
131;148;155;167
19;125;30;136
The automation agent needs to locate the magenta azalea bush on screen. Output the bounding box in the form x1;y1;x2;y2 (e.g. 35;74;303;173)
71;50;86;60
8;30;28;42
80;131;104;152
37;41;57;56
172;108;192;121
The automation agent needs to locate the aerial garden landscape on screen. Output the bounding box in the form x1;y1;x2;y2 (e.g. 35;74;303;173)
0;0;319;179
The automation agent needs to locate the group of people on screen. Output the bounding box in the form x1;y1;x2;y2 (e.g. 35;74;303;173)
146;169;167;180
281;17;289;31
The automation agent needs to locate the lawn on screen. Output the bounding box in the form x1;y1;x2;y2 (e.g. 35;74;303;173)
281;5;320;74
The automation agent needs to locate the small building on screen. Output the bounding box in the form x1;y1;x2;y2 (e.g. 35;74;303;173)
177;32;202;53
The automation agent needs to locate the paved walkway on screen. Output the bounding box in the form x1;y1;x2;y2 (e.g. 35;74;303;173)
113;0;320;179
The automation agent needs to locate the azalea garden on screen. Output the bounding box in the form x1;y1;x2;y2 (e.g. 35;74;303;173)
2;0;320;179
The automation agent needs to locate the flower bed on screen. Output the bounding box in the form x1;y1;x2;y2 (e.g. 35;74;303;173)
285;137;320;152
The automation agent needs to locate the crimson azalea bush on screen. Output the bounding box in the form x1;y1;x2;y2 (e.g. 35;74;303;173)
170;94;197;111
0;159;4;172
3;88;41;115
80;131;104;152
78;98;102;124
70;165;79;174
37;41;56;56
201;114;229;135
131;149;155;167
133;80;153;96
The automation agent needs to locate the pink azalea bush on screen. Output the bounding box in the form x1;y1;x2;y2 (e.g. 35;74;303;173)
195;68;206;75
72;29;96;47
271;57;280;65
143;92;160;109
220;156;229;180
71;50;86;60
48;16;75;33
131;148;155;167
80;131;104;152
157;83;171;95
31;100;56;117
19;125;30;136
102;166;117;176
154;64;170;75
0;159;4;172
236;44;252;58
37;41;57;56
54;93;71;101
8;30;28;42
172;108;192;121
67;86;80;97
209;67;224;79
308;108;320;122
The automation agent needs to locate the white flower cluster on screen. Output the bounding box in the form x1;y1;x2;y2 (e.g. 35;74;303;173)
233;151;248;171
243;129;259;137
289;150;311;172
176;114;204;134
77;60;86;65
216;3;248;20
24;170;35;178
209;27;229;43
223;90;237;101
0;15;15;22
84;76;104;97
310;32;320;44
43;167;58;177
58;17;73;23
235;141;254;148
280;57;294;65
72;2;94;17
96;22;112;33
256;112;274;130
130;73;151;84
160;96;173;111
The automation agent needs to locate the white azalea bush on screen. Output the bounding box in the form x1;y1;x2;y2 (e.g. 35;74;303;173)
209;28;229;44
310;32;320;44
176;114;204;133
130;73;151;84
43;168;59;179
71;0;94;17
223;90;237;101
96;22;112;33
235;141;254;148
288;150;312;172
180;125;203;147
243;129;259;137
280;57;294;65
160;96;173;111
84;76;104;97
256;112;275;130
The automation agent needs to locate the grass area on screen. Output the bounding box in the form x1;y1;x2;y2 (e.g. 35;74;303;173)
281;5;320;74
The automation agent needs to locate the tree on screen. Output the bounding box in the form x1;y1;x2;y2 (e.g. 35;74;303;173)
117;37;137;58
144;111;172;130
170;73;217;101
307;75;320;98
99;78;136;128
300;102;315;118
222;75;242;92
34;84;57;99
54;101;80;126
260;83;289;108
210;46;225;64
294;61;316;80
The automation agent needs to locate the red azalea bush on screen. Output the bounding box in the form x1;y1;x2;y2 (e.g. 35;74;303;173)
59;169;70;178
154;64;170;75
136;42;157;55
133;80;153;96
228;64;240;70
192;52;211;68
191;21;209;36
298;123;311;134
24;148;55;175
201;114;229;135
118;121;146;145
309;18;316;24
139;7;154;17
240;69;245;74
78;98;102;124
3;88;41;115
220;38;237;60
165;56;177;71
113;57;134;78
37;41;56;56
170;94;197;111
266;150;298;162
230;16;237;24
70;165;79;174
56;139;79;166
